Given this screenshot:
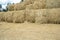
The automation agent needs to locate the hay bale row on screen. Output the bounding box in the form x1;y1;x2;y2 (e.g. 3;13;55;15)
25;0;60;9
0;10;25;23
7;0;60;11
0;8;60;24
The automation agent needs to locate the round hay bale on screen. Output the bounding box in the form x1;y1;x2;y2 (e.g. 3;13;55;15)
26;4;33;9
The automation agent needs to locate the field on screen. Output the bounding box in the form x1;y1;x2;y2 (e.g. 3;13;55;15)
0;22;60;40
0;0;60;40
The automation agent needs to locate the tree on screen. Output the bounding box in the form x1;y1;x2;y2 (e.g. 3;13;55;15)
0;4;2;8
22;0;24;2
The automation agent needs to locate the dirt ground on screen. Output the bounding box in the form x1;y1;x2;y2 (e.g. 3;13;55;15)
0;22;60;40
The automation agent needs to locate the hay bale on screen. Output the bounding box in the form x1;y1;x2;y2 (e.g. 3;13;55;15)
13;10;25;23
26;0;46;9
2;11;13;22
35;8;60;24
33;0;46;9
0;12;4;21
23;0;35;4
26;4;33;9
0;12;7;22
47;8;60;24
14;3;26;10
7;4;15;11
46;0;60;8
25;10;36;23
14;0;35;11
35;9;48;24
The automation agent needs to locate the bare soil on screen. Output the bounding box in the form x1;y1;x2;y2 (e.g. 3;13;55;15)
0;22;60;40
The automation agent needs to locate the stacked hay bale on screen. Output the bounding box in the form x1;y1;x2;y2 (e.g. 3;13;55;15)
46;0;60;8
14;0;35;10
1;0;60;24
5;12;13;22
0;10;25;23
26;0;46;9
14;3;26;10
7;0;46;11
26;0;60;9
25;10;36;23
13;10;25;23
35;9;48;24
0;12;13;22
0;12;4;21
7;4;15;11
35;8;60;24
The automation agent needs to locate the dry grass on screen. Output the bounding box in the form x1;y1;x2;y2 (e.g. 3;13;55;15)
0;22;60;40
47;8;60;23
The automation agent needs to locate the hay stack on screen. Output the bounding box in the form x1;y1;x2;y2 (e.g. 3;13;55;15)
13;10;25;23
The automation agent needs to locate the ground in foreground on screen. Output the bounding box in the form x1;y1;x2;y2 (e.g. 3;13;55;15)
0;22;60;40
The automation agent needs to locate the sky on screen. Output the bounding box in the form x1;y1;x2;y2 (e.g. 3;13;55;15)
0;0;21;9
